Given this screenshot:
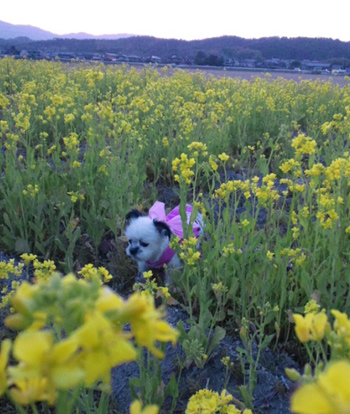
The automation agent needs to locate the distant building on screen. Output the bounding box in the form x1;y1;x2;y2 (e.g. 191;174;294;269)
104;53;119;62
150;56;161;64
171;55;182;65
240;59;257;68
301;60;331;73
56;52;77;61
127;55;142;63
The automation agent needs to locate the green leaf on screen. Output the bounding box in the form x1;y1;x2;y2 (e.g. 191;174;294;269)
176;320;187;340
165;373;179;399
15;238;30;253
129;377;140;400
236;346;247;355
207;326;226;356
260;333;275;350
34;240;45;255
3;212;13;231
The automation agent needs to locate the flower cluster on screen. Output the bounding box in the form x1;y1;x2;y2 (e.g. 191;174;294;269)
78;263;113;284
291;134;317;157
177;237;201;266
172;153;196;185
186;389;253;414
1;273;178;406
290;306;350;413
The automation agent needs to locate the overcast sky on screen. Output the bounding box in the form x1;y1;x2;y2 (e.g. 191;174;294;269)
2;0;350;41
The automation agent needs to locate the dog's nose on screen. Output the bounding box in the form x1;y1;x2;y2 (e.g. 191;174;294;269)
130;246;139;256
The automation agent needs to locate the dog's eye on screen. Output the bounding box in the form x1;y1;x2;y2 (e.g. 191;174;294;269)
140;241;149;247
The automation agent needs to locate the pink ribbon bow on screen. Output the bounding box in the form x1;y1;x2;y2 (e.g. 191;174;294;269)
145;201;202;269
148;201;201;239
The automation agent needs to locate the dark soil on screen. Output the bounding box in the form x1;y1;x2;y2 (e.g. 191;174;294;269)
111;304;298;414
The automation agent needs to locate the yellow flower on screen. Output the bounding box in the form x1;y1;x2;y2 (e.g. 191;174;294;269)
331;310;350;344
304;300;320;315
221;356;230;367
10;377;52;406
291;360;350;414
9;331;84;405
20;253;37;263
119;292;178;358
79;264;112;284
72;311;136;386
0;93;10;108
0;339;11;396
95;286;124;314
185;389;242;414
293;312;328;343
64;113;75;123
130;400;159;414
209;155;218;171
218;152;230;162
143;270;153;279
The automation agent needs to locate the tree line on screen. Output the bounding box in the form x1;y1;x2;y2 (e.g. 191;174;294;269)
1;35;350;64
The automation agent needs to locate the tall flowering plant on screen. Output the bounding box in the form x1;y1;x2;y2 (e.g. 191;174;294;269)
0;272;178;413
288;301;350;414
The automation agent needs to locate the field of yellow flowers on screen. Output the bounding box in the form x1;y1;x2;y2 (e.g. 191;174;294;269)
1;57;350;413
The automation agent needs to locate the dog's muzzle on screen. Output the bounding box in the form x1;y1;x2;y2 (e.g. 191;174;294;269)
129;246;139;256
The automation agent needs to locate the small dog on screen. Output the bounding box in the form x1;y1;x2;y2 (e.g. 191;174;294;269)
125;201;202;281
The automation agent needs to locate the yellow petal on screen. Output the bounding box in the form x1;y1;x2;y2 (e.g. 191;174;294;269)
130;400;142;414
311;312;328;341
319;361;350;402
130;400;159;414
51;365;84;389
13;331;52;365
154;321;179;344
83;350;111;385
51;338;78;363
291;383;333;414
10;377;51;405
96;287;124;313
293;314;312;343
0;339;11;395
108;338;137;366
142;405;159;414
5;314;27;330
0;339;11;370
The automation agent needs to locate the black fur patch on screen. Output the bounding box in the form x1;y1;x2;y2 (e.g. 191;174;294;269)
125;209;142;222
153;220;172;239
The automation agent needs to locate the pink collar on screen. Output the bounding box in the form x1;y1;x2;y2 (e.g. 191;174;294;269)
145;246;176;269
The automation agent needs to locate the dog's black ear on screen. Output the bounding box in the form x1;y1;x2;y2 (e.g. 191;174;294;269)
153;220;172;239
125;209;142;222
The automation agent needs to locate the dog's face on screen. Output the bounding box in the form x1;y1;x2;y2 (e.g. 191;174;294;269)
125;209;172;264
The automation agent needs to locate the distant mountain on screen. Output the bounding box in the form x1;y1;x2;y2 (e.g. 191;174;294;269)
0;20;56;40
0;20;133;41
61;32;133;40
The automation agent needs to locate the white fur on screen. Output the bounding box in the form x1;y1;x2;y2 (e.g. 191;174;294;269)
125;216;179;274
125;212;203;282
